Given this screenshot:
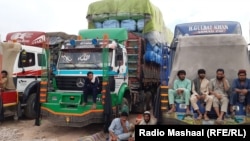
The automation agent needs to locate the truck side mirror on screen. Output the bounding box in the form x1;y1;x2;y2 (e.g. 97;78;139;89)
109;76;115;91
115;48;123;66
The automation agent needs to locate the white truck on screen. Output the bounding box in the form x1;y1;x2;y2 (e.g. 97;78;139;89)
3;31;46;118
4;31;77;119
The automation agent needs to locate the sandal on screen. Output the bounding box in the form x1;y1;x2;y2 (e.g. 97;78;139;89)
167;108;176;114
91;103;96;110
231;112;236;118
230;106;235;117
204;115;210;121
197;114;203;120
185;111;192;116
81;102;86;106
246;105;250;116
215;118;224;124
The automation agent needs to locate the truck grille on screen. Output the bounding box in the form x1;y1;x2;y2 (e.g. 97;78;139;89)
55;76;103;91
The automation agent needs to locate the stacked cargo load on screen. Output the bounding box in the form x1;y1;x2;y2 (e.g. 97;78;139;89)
86;0;173;44
86;0;173;113
86;0;173;82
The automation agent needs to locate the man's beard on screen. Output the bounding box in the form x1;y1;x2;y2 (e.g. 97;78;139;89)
240;78;246;81
217;77;223;80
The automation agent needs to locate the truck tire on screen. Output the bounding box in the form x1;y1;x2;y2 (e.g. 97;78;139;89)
24;93;36;119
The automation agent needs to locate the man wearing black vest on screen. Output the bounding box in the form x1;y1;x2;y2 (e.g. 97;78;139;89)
190;69;213;120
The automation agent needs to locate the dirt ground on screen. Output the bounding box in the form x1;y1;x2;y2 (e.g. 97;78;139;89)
0;114;140;141
0;116;104;141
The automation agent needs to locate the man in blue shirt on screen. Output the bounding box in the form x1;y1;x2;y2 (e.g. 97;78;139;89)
230;69;250;116
82;71;99;109
109;111;130;141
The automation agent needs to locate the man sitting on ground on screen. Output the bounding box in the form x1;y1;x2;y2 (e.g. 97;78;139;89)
128;111;157;141
109;111;130;141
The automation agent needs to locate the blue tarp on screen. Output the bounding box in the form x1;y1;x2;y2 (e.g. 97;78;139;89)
103;20;120;28
120;19;136;31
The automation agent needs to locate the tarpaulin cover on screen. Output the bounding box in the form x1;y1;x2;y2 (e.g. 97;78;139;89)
168;34;250;88
87;0;151;15
0;42;21;89
86;0;173;45
45;32;77;45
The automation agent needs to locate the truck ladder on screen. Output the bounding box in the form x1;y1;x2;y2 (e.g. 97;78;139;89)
125;33;142;90
160;45;169;112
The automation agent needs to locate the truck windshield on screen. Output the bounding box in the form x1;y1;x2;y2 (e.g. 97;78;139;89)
58;49;113;69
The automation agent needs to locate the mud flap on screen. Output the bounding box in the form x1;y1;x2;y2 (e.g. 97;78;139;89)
131;90;144;113
103;85;112;133
34;83;41;126
144;91;152;111
0;96;4;122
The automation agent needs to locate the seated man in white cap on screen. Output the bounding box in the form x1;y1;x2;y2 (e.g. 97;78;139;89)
139;111;157;125
128;111;157;141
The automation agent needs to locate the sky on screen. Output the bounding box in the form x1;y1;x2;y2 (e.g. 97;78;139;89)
0;0;249;43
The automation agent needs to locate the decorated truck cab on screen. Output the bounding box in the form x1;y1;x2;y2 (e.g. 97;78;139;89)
40;28;130;127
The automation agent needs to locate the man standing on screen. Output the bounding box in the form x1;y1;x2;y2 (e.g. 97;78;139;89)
190;69;213;120
168;70;192;114
109;111;130;141
230;69;250;116
82;71;99;109
209;68;230;122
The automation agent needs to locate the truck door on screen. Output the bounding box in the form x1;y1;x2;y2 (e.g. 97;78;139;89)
15;51;41;93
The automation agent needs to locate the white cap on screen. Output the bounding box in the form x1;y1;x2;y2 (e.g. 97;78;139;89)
144;111;150;115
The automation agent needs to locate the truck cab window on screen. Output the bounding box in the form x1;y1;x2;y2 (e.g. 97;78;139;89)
18;52;35;68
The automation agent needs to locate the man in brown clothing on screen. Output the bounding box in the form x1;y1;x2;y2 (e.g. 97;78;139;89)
209;68;230;122
190;69;213;120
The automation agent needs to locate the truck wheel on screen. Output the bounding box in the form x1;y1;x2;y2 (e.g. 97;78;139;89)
24;93;36;119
